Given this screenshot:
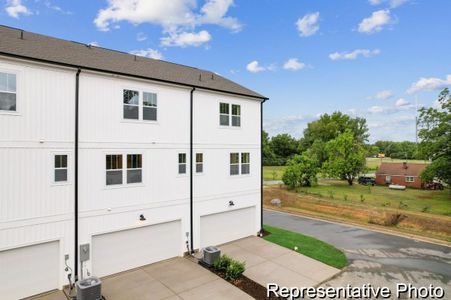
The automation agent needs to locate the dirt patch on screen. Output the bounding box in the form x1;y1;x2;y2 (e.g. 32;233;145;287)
265;186;451;243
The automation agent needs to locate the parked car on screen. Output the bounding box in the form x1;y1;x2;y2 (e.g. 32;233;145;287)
358;176;375;186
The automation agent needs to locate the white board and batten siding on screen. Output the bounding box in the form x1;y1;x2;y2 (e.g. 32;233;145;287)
0;56;262;298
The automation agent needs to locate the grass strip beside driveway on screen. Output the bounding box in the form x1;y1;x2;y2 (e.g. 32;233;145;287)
263;224;347;269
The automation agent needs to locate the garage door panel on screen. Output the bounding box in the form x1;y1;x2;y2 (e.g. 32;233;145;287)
200;207;256;248
92;221;181;277
0;241;59;300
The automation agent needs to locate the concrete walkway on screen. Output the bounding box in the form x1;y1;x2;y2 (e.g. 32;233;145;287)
32;257;252;300
220;236;340;288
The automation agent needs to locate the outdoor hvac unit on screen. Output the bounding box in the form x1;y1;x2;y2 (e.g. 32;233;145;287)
202;246;221;266
76;277;102;300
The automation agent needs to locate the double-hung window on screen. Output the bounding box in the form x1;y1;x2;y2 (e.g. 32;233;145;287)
54;154;68;182
230;153;240;175
196;153;203;173
232;104;241;127
405;176;414;183
178;153;187;174
241;153;250;174
106;155;123;185
143;92;157;121
230;152;250;175
127;154;142;184
123;89;139;120
0;72;16;112
220;103;230;126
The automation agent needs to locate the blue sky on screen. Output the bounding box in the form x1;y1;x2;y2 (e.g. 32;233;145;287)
1;0;450;142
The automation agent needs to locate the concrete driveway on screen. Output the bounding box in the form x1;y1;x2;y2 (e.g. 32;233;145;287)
32;257;252;300
264;209;451;295
220;236;340;288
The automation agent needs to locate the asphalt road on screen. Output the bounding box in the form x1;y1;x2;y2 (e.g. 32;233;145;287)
264;209;451;298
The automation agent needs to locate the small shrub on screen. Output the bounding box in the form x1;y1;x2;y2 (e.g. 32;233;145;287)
212;255;246;281
398;201;408;209
384;213;407;226
422;205;431;213
212;255;232;272
225;260;246;280
360;194;365;203
343;194;348;201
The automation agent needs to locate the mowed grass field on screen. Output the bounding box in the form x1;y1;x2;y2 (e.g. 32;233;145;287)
263;158;430;180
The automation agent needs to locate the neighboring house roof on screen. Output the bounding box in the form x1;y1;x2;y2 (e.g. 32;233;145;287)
0;25;267;100
375;162;428;177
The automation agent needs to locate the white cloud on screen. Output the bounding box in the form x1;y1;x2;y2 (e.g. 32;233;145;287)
264;114;318;137
136;32;147;42
358;10;392;34
94;0;241;40
283;58;305;71
88;42;99;47
432;100;441;109
296;12;320;37
395;98;410;107
43;1;72;14
329;49;381;60
5;0;32;18
368;106;385;113
368;0;383;4
407;74;451;94
160;30;211;47
130;48;164;60
246;60;265;73
373;89;393;100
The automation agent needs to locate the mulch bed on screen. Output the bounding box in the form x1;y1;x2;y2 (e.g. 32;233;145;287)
199;261;280;300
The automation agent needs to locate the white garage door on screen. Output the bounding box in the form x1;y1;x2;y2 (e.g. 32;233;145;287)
200;207;256;248
0;241;60;300
92;220;182;277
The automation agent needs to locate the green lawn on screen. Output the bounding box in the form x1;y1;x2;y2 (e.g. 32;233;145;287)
263;224;347;269
263;166;286;181
297;179;450;216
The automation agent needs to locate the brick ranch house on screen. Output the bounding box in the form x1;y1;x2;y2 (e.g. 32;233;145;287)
375;162;428;188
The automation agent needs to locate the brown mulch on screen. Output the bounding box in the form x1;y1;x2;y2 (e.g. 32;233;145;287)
199;263;280;299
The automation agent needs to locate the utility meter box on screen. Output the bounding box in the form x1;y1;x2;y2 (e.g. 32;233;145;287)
202;246;221;266
76;276;102;300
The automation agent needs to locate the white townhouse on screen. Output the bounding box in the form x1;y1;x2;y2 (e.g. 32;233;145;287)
0;25;267;299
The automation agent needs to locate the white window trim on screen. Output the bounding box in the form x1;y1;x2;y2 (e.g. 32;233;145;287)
104;152;145;189
231;104;241;127
218;101;242;129
121;87;159;123
229;152;251;177
241;152;250;175
405;176;414;183
50;151;71;186
178;152;188;176
195;152;204;174
230;152;240;176
0;68;20;116
126;154;143;185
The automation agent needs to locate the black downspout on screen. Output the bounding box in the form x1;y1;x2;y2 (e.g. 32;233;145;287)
190;87;196;253
74;68;81;280
260;99;266;234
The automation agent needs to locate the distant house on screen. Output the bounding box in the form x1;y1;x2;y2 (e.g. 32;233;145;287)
375;162;428;188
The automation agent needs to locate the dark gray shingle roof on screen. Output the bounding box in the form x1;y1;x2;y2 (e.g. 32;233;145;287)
0;25;266;100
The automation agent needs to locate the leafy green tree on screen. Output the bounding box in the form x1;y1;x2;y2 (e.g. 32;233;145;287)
282;151;319;189
262;130;276;166
299;112;369;164
323;129;366;185
417;88;451;187
269;133;299;165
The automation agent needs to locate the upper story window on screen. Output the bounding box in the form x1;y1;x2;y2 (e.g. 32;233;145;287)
143;92;157;121
54;154;68;182
106;154;123;185
0;72;16;112
241;153;250;174
127;154;142;184
219;102;240;127
196;153;203;173
178;153;187;174
220;103;229;126
230;152;250;176
405;176;414;183
232;105;241;127
123;89;139;120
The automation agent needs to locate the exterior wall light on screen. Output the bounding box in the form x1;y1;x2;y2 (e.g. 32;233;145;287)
139;214;146;221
